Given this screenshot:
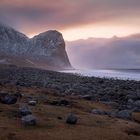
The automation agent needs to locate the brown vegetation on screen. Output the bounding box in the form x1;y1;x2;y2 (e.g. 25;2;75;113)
0;85;140;140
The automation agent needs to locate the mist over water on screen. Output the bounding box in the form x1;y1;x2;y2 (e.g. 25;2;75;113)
61;69;140;81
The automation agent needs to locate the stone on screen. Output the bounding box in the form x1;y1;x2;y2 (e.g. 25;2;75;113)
133;100;140;107
21;115;36;126
50;99;70;106
127;99;134;104
59;99;70;106
101;101;119;107
19;104;32;116
28;100;37;106
13;93;22;99
66;113;78;124
0;95;17;104
116;110;132;120
136;90;140;98
91;109;107;115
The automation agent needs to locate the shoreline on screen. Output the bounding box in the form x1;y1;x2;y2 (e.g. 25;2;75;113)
0;66;139;110
0;66;140;140
60;69;140;81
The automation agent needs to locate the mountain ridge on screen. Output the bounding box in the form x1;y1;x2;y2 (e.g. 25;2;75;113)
0;24;72;70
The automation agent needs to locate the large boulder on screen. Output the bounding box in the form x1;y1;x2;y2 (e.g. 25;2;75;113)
116;110;132;120
0;94;17;105
19;104;32;116
21;115;36;126
66;113;78;125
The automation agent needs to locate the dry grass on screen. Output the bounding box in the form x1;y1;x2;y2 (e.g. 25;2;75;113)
0;85;140;140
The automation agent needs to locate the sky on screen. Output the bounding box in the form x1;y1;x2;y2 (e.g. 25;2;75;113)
66;35;140;69
0;0;140;41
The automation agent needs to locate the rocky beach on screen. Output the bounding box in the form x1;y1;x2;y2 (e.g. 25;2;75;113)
0;65;140;140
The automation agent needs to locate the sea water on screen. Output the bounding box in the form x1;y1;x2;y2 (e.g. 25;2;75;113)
61;69;140;81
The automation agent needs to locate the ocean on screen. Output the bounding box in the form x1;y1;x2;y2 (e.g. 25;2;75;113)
61;69;140;81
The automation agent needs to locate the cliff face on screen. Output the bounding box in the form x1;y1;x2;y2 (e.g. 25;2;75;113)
0;24;72;70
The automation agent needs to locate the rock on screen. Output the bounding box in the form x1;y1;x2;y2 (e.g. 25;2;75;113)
21;115;36;126
28;100;37;106
116;110;132;120
0;95;17;104
50;99;70;106
81;95;93;100
133;100;140;108
19;104;32;116
126;94;137;100
0;24;71;69
101;101;119;107
13;93;22;99
136;90;140;99
109;111;118;118
49;100;59;105
91;109;107;115
66;113;78;124
59;99;70;106
57;116;63;120
127;99;134;104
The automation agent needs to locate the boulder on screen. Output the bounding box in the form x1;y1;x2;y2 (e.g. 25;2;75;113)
28;100;37;106
91;109;107;115
50;99;71;106
19;104;32;116
21;115;36;126
133;100;140;108
0;95;17;104
66;113;78;124
136;91;140;99
116;110;132;120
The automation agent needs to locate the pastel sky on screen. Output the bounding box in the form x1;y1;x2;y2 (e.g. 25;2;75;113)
0;0;140;41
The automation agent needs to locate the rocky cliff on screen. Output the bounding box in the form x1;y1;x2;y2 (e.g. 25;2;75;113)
0;23;72;70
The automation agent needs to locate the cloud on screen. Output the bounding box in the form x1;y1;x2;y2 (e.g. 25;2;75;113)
0;0;140;34
66;34;140;69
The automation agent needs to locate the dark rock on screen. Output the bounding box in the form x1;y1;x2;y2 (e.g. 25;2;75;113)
66;113;78;124
50;99;70;106
13;93;22;99
91;109;107;115
136;90;140;99
19;104;32;116
59;99;70;106
49;100;59;105
101;101;119;107
133;100;140;108
21;115;36;126
127;99;134;104
0;95;17;104
57;116;63;120
116;110;132;120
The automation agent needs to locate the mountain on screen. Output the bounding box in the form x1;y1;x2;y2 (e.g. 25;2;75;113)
0;23;72;70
